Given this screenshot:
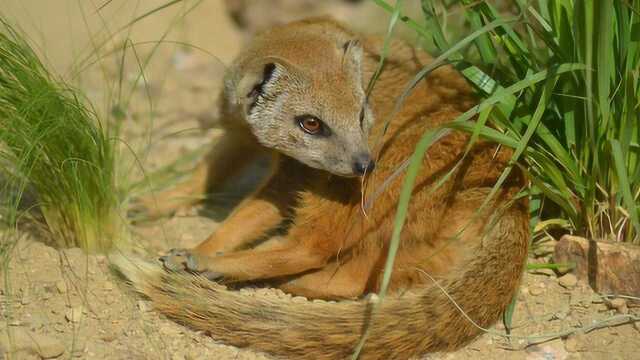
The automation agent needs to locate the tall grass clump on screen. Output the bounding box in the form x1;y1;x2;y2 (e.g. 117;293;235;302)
374;0;640;244
0;20;127;253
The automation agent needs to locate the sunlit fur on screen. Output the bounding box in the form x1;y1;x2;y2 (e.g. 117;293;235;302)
128;17;529;360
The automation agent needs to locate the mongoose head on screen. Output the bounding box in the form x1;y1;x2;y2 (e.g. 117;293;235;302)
224;19;375;178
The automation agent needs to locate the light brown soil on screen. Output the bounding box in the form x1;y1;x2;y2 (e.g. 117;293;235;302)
1;1;639;359
3;233;639;359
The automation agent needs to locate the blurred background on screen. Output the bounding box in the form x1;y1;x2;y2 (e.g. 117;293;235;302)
1;0;419;74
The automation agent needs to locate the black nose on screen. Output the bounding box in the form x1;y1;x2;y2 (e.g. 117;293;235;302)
352;153;375;176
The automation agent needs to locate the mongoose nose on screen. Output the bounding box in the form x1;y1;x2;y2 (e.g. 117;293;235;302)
352;153;375;176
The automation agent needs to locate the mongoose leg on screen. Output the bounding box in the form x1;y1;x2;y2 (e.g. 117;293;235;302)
164;243;330;282
276;255;379;299
160;160;302;272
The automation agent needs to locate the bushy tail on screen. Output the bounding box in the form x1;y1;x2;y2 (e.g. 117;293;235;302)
111;202;528;360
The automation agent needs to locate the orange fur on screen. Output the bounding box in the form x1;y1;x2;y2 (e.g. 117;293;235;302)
124;18;529;359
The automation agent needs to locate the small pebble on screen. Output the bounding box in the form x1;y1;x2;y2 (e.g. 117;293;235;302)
556;266;573;275
606;298;628;314
55;281;68;294
529;285;544;296
558;274;578;289
564;334;587;352
20;296;31;305
65;306;84;323
554;311;569;320
100;331;118;343
530;268;555;276
0;330;65;359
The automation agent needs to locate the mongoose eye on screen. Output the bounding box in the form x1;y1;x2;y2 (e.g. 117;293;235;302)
296;115;328;136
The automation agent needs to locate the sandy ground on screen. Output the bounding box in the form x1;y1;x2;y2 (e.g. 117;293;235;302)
1;1;639;359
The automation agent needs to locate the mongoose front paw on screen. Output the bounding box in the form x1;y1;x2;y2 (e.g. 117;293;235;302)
159;248;223;281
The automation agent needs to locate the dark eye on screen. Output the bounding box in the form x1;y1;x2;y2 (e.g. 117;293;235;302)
359;107;365;127
296;115;327;135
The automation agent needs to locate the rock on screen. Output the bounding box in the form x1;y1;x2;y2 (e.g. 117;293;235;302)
366;293;379;303
606;298;628;314
0;329;65;359
553;310;569;320
65;306;84;323
570;293;591;308
100;330;118;343
525;341;568;360
71;345;86;357
554;235;640;296
530;268;555;276
55;281;67;294
529;285;545;296
564;334;588;352
20;294;31;305
558;274;578;289
103;281;114;291
36;337;65;359
533;240;558;258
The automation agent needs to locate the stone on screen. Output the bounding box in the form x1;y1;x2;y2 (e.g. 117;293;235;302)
0;329;65;359
525;341;568;360
137;301;151;312
606;298;628;314
530;268;555;276
65;306;84;323
558;274;578;289
554;235;640;296
291;296;307;303
564;334;587;352
55;281;67;294
529;286;545;296
533;239;558;258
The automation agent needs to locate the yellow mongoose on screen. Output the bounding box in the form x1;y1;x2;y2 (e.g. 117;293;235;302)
119;17;529;360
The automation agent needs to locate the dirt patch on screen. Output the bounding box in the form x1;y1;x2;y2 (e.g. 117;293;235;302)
2;234;638;359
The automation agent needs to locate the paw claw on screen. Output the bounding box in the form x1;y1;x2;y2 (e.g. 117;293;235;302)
202;271;223;281
159;248;221;280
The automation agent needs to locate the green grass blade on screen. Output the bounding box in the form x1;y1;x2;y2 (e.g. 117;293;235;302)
611;140;640;242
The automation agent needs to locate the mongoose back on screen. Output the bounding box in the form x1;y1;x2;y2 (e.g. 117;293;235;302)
117;17;529;360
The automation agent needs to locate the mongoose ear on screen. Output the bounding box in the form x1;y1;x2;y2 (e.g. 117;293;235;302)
232;57;304;113
241;62;277;99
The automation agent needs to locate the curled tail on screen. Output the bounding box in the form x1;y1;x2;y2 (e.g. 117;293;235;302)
112;201;528;360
